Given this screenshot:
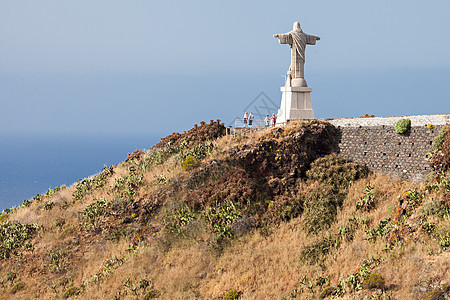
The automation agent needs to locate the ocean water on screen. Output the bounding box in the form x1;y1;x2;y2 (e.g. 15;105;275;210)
0;134;160;211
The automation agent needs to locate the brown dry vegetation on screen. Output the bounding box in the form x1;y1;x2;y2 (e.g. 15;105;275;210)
0;120;449;300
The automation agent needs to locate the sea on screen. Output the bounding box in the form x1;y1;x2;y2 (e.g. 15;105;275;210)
0;134;160;212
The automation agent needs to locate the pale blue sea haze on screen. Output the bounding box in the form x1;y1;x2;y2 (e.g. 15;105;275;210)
0;134;159;211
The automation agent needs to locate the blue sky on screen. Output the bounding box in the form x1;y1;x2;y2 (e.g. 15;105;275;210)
1;0;449;136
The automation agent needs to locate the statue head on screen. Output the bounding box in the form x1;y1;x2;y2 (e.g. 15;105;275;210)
293;22;302;32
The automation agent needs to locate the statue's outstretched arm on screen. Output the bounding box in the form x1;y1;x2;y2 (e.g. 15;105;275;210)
306;34;320;45
274;33;292;45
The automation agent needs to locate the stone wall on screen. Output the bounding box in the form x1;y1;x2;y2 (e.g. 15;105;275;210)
326;114;450;182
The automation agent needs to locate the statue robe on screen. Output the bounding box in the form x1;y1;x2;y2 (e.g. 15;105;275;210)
276;30;320;79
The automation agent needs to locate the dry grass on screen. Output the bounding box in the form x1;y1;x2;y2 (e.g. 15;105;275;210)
342;173;410;226
200;219;311;299
373;248;450;299
1;124;449;299
214;135;236;153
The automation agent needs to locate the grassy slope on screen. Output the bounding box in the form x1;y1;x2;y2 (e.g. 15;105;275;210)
0;120;448;300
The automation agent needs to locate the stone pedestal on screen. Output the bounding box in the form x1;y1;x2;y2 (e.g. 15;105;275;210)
276;86;315;124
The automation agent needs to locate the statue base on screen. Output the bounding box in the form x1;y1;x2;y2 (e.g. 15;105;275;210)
276;86;315;124
291;78;308;87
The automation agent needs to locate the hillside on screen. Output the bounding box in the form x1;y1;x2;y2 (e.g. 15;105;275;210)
0;120;449;300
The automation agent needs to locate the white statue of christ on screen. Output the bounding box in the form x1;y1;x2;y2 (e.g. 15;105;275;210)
273;22;320;87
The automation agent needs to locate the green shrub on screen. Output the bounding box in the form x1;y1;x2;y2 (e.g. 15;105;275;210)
32;193;44;202
319;285;335;299
45;248;67;273
60;227;74;238
73;165;114;201
224;289;240;300
0;213;8;223
45;186;60;198
356;183;376;211
422;222;436;234
265;195;303;223
300;234;339;265
204;200;242;239
430;126;450;174
81;198;111;226
0;221;39;259
395;118;411;134
22;198;33;207
300;217;362;265
143;288;161;299
418;200;448;221
113;166;144;200
43;201;55;210
55;217;66;228
63;286;79;299
303;184;344;234
439;232;450;248
362;273;385;289
405;189;424;208
6;271;18;283
433;125;450;151
183;141;216;161
182;155;199;171
163;204;196;235
306;153;368;191
426;290;445;300
11;281;25;294
366;218;392;242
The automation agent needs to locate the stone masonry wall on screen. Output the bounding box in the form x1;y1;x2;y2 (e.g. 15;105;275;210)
326;114;450;182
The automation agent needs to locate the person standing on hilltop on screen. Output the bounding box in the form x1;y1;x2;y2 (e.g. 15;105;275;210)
248;112;254;127
264;114;270;128
272;114;277;127
243;112;248;127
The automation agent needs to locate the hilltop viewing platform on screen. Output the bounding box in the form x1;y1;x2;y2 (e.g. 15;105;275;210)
229;114;450;181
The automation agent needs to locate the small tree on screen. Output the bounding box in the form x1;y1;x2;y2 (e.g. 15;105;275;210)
181;155;199;171
395;118;411;134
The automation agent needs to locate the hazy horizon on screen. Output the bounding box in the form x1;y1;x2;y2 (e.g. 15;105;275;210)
1;0;449;137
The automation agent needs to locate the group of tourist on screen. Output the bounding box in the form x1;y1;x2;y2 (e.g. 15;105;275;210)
242;112;277;128
242;112;254;127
